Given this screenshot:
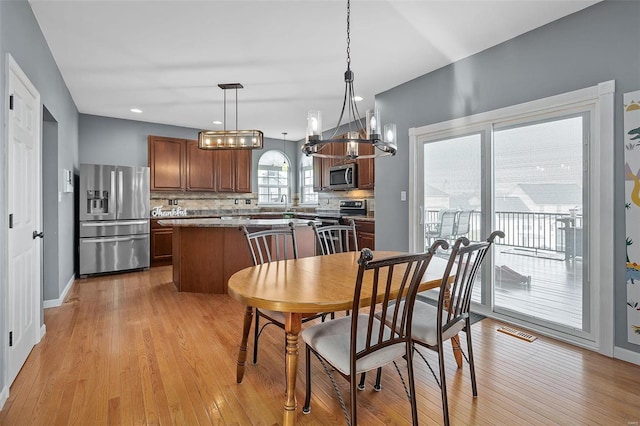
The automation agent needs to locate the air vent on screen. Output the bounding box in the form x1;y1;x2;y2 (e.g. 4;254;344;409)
497;326;537;342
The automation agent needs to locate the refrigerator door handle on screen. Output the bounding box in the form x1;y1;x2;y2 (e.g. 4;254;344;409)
80;220;148;227
81;235;148;244
117;169;124;218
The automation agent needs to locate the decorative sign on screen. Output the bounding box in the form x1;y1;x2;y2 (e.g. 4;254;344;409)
624;90;640;344
151;205;188;218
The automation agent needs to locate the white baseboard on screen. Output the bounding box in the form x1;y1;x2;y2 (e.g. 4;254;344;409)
43;274;75;309
614;346;640;366
40;324;46;341
0;385;8;411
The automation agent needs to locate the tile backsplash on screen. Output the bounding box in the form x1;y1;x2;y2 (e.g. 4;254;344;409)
150;189;374;216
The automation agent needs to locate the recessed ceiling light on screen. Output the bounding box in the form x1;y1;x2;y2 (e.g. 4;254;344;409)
213;120;222;125
130;108;142;113
353;96;363;102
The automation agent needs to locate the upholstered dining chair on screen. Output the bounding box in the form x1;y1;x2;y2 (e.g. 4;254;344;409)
380;230;504;426
309;219;358;255
240;222;324;365
301;240;449;425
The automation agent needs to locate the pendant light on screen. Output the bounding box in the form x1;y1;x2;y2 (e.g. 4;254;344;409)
198;83;264;150
281;132;289;172
301;0;397;160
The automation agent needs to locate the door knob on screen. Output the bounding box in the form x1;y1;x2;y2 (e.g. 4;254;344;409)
32;231;44;239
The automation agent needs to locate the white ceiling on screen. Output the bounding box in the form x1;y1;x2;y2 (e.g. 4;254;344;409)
29;0;599;141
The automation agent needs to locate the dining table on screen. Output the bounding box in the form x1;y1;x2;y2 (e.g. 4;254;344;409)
227;250;460;426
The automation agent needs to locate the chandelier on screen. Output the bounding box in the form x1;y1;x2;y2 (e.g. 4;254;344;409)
198;83;263;150
301;0;396;160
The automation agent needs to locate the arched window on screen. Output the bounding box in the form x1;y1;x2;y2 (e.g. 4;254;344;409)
300;155;318;204
257;150;290;204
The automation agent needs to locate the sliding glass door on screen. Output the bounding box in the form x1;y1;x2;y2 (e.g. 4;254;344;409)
412;105;596;341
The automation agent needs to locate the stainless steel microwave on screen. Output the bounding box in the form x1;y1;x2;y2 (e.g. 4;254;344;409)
329;163;357;190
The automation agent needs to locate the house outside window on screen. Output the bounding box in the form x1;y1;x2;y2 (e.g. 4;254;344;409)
257;150;290;204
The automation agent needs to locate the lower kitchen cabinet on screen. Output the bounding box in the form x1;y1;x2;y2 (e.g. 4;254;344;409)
151;219;173;266
354;219;375;250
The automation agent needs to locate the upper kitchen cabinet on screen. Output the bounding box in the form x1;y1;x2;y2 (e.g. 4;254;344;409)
356;142;375;189
149;135;185;191
186;139;216;191
149;135;251;193
215;149;252;193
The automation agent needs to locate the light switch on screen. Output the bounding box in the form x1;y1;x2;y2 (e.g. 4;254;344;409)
400;191;407;201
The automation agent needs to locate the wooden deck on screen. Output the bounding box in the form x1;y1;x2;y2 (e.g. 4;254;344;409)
1;265;638;425
490;245;583;329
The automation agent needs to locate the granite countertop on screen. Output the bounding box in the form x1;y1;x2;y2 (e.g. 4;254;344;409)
157;217;318;228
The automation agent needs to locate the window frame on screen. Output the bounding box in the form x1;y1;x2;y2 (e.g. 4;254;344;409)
257;149;291;206
299;154;318;205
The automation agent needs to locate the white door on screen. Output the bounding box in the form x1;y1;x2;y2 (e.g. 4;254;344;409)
6;54;42;385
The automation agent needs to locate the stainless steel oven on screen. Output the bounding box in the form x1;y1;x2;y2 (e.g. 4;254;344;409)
329;163;357;190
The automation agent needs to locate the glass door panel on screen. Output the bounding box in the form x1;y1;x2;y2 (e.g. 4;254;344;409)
493;115;586;330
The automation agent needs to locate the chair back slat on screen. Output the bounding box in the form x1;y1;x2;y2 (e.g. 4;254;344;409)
350;240;448;365
438;231;504;336
309;219;358;255
240;222;299;266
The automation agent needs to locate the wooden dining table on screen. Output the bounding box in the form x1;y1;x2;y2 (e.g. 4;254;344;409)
227;250;460;426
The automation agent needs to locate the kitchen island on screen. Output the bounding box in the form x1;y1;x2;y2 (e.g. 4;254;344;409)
157;218;317;294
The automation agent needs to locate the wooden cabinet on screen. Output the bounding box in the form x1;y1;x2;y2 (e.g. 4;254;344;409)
149;135;251;193
216;149;252;193
357;143;375;189
186;139;216;191
149;136;185;191
151;219;173;266
354;219;375;250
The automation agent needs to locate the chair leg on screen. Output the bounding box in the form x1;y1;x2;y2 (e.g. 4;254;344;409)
465;320;478;397
438;341;450;426
252;311;260;365
350;372;359;426
374;367;382;391
303;345;312;414
406;342;419;425
358;372;366;390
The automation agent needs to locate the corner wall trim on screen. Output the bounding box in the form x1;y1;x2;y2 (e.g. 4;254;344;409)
43;274;75;309
0;385;9;411
614;346;640;366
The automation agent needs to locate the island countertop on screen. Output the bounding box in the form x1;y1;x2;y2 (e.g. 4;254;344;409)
158;218;316;228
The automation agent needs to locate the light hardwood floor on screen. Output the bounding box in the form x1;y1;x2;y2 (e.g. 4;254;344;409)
1;265;639;425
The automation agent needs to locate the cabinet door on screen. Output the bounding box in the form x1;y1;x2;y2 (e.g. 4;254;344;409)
186;140;216;191
151;221;173;266
216;150;235;192
357;142;375;189
149;136;185;191
234;149;252;193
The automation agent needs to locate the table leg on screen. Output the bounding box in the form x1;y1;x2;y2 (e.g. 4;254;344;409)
283;313;302;426
443;280;464;369
236;306;254;383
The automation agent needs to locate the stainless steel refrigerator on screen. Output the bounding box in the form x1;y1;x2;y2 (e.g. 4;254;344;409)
79;164;150;276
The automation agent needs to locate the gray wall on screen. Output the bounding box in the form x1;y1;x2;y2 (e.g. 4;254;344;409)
375;1;640;353
79;113;299;195
0;0;79;394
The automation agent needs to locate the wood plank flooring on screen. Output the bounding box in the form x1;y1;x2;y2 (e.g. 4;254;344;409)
1;265;639;425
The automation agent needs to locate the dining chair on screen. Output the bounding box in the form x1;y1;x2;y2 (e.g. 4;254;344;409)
301;240;449;425
426;209;458;245
240;222;323;365
309;219;358;255
380;230;504;426
309;219;359;320
453;209;473;239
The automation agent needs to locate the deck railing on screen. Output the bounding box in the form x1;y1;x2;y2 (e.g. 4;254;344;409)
426;210;582;254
